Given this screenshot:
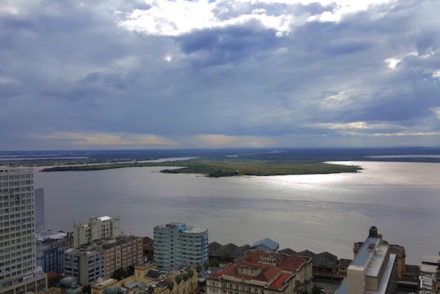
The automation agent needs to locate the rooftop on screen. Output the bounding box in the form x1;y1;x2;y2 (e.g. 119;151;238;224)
97;216;112;221
351;237;380;268
251;238;279;251
210;250;310;290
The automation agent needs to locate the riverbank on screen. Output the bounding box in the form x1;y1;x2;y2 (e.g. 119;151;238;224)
40;159;361;177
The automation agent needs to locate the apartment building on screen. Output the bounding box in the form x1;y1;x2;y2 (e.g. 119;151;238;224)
64;248;103;286
73;216;121;248
101;236;143;278
64;236;143;285
154;223;208;272
0;167;47;294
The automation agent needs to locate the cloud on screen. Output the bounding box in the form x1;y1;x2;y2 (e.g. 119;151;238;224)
40;132;177;147
193;134;277;148
372;131;440;137
432;107;440;119
312;121;397;130
117;0;395;37
385;57;400;70
1;0;440;149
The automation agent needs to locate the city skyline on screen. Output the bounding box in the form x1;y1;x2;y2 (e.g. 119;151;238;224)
1;0;440;149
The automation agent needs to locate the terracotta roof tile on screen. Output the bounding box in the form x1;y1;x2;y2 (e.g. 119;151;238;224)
271;273;290;289
209;250;311;290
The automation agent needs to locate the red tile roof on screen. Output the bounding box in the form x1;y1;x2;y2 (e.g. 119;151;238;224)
271;272;291;289
210;250;310;290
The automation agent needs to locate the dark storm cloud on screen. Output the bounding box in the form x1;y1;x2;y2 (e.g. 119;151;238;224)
0;0;439;149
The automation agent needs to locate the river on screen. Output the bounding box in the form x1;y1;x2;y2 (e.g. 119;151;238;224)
34;161;440;264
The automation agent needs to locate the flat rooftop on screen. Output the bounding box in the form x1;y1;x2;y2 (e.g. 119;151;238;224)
365;244;389;277
351;237;380;268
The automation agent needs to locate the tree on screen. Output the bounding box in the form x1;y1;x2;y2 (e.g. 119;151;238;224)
196;264;201;273
175;275;182;285
187;269;194;278
182;273;189;281
312;284;322;294
166;279;174;291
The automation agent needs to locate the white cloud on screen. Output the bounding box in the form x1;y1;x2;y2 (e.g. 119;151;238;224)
164;55;173;63
385;57;400;70
118;0;395;36
433;70;440;79
313;121;395;130
321;91;351;109
432;107;440;119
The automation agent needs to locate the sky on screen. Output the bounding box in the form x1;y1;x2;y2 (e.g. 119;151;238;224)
0;0;440;149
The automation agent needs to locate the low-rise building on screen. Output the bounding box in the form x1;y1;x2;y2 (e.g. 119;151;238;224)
337;259;352;276
336;226;397;294
206;250;313;294
420;253;440;291
251;238;279;252
91;263;198;294
209;242;250;264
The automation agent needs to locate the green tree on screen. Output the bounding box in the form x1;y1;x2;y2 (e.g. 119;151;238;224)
187;269;194;278
175;275;182;285
312;284;322;294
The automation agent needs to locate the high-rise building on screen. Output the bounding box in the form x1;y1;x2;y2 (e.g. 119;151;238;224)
0;167;47;294
34;188;45;233
73;216;121;248
154;223;208;272
336;226;397;294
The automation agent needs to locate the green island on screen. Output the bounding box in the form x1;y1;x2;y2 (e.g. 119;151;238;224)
40;159;361;177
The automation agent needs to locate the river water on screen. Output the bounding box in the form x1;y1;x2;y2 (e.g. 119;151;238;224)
34;161;440;264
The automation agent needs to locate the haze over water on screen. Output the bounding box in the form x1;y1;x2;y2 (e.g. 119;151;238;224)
34;161;440;264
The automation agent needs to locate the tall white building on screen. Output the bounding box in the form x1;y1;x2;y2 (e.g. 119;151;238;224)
73;215;121;248
0;167;47;294
154;223;208;272
336;227;397;294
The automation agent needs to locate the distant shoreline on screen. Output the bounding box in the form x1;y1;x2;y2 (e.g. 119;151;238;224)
40;159;361;177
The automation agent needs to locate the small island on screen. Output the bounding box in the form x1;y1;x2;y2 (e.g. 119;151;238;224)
40;159;361;177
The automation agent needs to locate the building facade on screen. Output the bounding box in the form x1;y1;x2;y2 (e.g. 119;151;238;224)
101;236;143;278
154;223;208;272
336;227;397;294
36;241;66;274
206;250;313;294
34;188;45;233
0;167;47;294
64;248;103;286
64;236;143;285
73;216;121;248
91;263;198;294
